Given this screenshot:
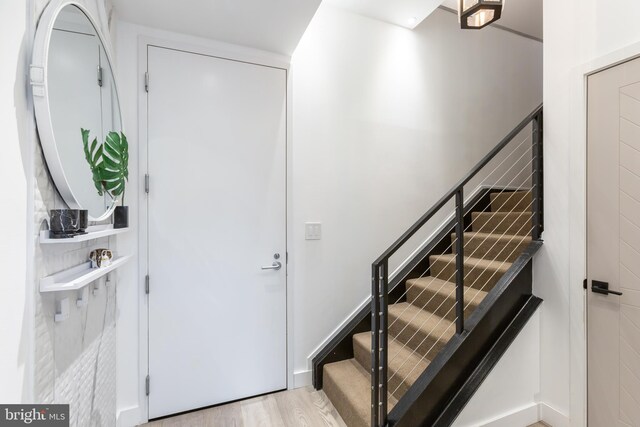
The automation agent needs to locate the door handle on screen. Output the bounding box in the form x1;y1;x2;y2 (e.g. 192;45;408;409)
591;280;623;296
261;261;282;271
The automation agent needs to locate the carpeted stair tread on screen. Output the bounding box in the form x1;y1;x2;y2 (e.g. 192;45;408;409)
452;232;532;263
404;276;488;320
429;254;512;291
323;358;397;427
321;190;535;420
471;211;532;236
490;190;532;212
388;302;455;358
353;331;431;399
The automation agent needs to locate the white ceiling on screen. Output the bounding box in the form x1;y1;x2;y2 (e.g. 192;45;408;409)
324;0;542;40
112;0;541;57
111;0;322;56
322;0;444;30
440;0;542;40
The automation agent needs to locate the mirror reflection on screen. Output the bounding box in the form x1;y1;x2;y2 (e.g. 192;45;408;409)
48;5;121;219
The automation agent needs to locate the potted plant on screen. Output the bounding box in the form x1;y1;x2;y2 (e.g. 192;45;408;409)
82;128;129;228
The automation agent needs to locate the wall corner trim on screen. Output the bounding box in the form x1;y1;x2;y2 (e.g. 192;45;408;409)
117;405;143;427
538;402;570;427
293;370;312;389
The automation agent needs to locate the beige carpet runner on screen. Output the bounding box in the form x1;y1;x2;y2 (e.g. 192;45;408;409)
323;191;533;427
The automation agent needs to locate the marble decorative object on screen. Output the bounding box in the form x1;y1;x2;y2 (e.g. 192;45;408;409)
89;249;113;268
50;209;81;238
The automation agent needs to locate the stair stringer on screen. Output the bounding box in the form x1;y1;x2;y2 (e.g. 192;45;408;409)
387;241;543;427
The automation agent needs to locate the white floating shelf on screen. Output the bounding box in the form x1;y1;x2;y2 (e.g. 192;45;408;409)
40;224;129;244
40;255;132;293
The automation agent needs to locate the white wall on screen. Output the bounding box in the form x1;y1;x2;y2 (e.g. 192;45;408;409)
29;1;121;425
112;20;141;427
113;5;542;423
291;4;542;379
539;1;640;426
0;0;30;404
453;311;540;427
0;0;122;420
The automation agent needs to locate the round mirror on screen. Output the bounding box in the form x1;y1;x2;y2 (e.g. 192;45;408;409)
32;2;123;221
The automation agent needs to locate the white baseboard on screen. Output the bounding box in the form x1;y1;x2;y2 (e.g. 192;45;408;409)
469;403;539;427
539;402;570;427
117;405;144;427
465;402;569;427
293;370;312;388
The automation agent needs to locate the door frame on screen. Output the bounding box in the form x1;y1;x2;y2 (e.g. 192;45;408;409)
571;41;640;427
136;35;293;422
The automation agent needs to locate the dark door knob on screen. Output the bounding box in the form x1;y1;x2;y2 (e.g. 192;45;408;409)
591;280;623;296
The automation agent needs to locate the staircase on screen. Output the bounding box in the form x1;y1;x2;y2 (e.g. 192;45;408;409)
323;191;533;427
313;105;544;427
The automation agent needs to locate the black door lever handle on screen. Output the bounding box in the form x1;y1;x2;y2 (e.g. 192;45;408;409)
591;280;623;296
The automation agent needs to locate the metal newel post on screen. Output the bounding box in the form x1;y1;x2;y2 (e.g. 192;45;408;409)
532;114;542;240
379;260;388;424
455;189;465;334
370;264;380;427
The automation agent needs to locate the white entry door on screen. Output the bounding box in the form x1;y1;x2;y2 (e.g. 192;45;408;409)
587;56;640;426
147;46;287;419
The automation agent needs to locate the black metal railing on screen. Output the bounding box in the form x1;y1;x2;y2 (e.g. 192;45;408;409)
370;105;543;427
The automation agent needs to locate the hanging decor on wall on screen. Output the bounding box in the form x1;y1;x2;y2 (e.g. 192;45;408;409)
458;0;504;29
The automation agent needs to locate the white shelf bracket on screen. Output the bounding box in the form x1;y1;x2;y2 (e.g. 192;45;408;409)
54;298;70;322
93;278;102;296
76;287;89;308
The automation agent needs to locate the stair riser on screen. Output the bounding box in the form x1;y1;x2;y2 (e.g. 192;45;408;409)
388;314;452;359
323;370;369;427
429;259;504;292
452;234;531;263
471;212;532;236
353;337;409;400
490;191;532;212
406;286;480;321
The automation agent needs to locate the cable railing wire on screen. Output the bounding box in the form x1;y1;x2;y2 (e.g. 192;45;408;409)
371;106;543;427
385;132;534;318
385;180;536;373
385;156;536;347
387;198;536;395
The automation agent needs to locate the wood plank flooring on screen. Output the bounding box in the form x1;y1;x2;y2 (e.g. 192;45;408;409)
144;387;552;427
143;387;347;427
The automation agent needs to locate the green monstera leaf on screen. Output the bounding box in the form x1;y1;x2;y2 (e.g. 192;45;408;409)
81;128;104;196
101;131;129;204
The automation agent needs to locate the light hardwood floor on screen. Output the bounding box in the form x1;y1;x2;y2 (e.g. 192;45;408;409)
143;388;552;427
143;387;347;427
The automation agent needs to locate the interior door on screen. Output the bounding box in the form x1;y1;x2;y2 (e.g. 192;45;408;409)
587;56;640;426
147;46;287;419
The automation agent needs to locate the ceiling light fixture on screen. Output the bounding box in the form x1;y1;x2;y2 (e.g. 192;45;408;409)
407;17;418;27
458;0;504;30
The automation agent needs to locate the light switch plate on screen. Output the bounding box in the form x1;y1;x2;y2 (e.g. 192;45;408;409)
305;222;322;240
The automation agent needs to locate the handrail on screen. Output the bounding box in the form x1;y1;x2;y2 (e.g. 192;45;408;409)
370;104;544;427
373;104;543;265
